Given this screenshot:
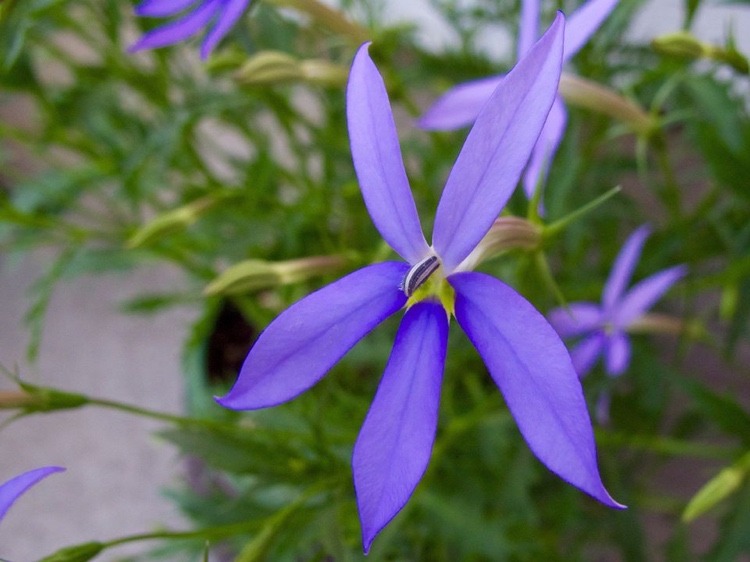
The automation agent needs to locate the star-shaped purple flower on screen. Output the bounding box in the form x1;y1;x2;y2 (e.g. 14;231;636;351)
0;466;64;525
548;225;686;379
129;0;252;60
219;14;621;552
419;0;618;200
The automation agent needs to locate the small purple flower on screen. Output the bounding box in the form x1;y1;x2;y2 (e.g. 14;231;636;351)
129;0;252;60
219;14;622;552
419;0;619;200
0;466;64;525
548;225;686;381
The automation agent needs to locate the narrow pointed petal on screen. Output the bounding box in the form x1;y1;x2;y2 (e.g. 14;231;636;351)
433;14;565;272
564;0;619;61
450;272;622;507
347;44;430;264
129;0;219;52
518;0;540;58
602;225;650;312
522;96;567;199
135;0;197;17
615;264;687;327
570;333;605;378
217;262;409;410
417;76;502;131
200;0;250;59
548;302;603;338
354;302;448;553
0;467;65;523
604;331;630;376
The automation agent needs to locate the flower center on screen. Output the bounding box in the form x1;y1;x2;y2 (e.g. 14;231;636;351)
402;255;455;316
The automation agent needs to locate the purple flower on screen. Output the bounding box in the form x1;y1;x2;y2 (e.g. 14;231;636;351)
219;14;621;552
129;0;252;60
419;0;619;200
548;225;686;380
0;466;64;525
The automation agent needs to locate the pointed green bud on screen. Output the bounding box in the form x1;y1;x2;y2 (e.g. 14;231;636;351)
204;255;347;296
456;217;542;272
127;194;226;249
38;542;105;562
235;51;347;86
559;74;655;136
1;383;88;413
683;450;750;522
263;0;368;43
652;32;749;75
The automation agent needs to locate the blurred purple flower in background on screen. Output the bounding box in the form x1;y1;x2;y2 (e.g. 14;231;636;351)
419;0;619;200
129;0;252;60
548;226;686;419
219;14;622;553
0;466;64;525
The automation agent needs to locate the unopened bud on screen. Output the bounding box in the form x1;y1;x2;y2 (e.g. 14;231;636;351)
204;255;347;296
0;383;89;413
38;542;105;562
652;32;749;75
127;194;224;249
264;0;368;44
236;51;347;87
559;74;654;136
457;217;541;272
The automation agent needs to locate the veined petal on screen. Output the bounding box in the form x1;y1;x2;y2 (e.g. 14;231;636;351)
354;302;448;553
602;225;650;312
548;301;603;338
347;44;430;264
570;333;605;378
417;76;502;131
564;0;619;61
217;262;409;410
129;0;219;52
135;0;197;17
522;96;567;199
0;467;65;523
615;264;687;327
200;0;250;59
518;0;540;58
450;272;622;507
432;14;565;273
604;331;630;376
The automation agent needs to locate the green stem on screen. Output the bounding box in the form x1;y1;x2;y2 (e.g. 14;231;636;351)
544;185;622;239
596;430;736;460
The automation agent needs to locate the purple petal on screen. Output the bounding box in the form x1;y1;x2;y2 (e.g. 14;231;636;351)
347;44;430;264
417;76;503;131
615;264;687;327
547;302;603;338
135;0;197;17
217;262;409;410
450;272;622;507
0;467;65;523
564;0;619;61
353;301;448;553
570;333;605;378
432;13;565;273
602;225;650;312
604;330;630;376
522;96;567;199
200;0;251;59
518;0;540;58
128;0;219;53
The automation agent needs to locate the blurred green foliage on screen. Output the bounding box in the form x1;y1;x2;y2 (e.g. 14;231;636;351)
2;0;750;559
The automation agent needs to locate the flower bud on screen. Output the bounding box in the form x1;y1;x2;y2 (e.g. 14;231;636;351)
457;216;541;272
38;542;105;562
559;73;654;136
235;51;348;87
204;255;347;296
127;195;224;249
0;383;89;413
